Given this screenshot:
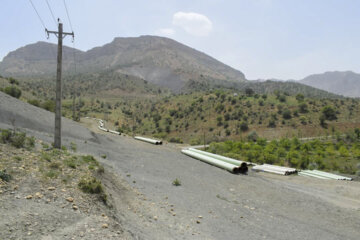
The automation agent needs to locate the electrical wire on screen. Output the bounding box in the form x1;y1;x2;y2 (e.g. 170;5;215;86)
28;0;47;29
63;0;73;32
45;0;58;27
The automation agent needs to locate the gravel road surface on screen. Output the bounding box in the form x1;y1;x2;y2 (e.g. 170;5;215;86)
1;92;360;240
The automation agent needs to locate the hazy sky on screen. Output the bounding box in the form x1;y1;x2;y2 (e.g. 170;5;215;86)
0;0;359;80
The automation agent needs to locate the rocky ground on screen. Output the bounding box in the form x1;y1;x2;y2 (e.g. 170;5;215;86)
0;139;134;240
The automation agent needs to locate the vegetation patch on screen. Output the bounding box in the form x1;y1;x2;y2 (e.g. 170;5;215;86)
0;129;35;149
78;177;107;203
0;170;12;182
172;178;181;186
208;128;360;174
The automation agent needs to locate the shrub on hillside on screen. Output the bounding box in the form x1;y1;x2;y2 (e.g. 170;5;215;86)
28;99;40;107
282;109;292;119
322;106;337;120
4;86;21;98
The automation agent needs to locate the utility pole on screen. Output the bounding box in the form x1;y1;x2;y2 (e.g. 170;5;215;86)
72;94;76;121
46;20;74;149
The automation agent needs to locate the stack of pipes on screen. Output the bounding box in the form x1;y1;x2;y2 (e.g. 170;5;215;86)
181;148;248;174
96;119;120;135
252;164;297;175
298;170;352;180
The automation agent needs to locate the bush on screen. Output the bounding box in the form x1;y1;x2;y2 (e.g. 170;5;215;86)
298;103;308;113
65;158;77;169
268;119;276;128
278;95;286;102
42;100;55;112
245;88;254;96
322;106;337;120
4;86;21;98
172;178;181;186
26;136;35;148
239;121;249;132
169;137;183;143
28;99;40;107
81;155;98;165
282;109;292;119
8;77;19;85
247;131;258;141
78;177;107;203
11;132;26;148
0;170;12;182
0;129;12;143
70;142;77;152
296;94;305;102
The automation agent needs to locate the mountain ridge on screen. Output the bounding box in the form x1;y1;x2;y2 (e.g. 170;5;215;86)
0;35;246;92
299;71;360;97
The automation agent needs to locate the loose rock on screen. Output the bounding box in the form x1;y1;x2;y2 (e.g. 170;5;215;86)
102;223;109;229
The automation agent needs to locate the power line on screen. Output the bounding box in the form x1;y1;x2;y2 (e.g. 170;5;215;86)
28;0;47;30
63;0;73;32
45;0;58;27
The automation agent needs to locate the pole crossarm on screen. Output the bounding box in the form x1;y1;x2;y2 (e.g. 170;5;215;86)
46;29;74;41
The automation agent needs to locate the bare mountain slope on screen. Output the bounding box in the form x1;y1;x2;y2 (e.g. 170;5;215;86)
300;71;360;97
0;36;246;92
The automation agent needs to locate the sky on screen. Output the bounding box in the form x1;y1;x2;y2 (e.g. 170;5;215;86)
0;0;359;80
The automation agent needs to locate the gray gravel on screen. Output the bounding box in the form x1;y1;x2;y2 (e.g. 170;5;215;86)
1;91;360;240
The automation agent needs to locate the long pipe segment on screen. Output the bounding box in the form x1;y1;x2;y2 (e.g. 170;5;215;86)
261;164;297;174
134;136;163;145
181;149;245;174
252;164;296;175
187;148;248;173
109;130;121;135
299;170;352;181
98;126;109;132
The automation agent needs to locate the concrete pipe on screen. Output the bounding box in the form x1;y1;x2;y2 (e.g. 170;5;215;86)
187;148;248;173
181;149;246;174
98;126;109;132
134;136;162;145
109;130;121;135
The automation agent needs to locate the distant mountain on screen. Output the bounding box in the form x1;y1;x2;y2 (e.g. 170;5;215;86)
0;42;83;76
299;71;360;97
0;36;246;92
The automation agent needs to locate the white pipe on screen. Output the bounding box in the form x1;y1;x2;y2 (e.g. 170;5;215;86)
252;165;288;175
263;164;297;172
134;136;162;145
182;149;242;173
188;148;245;166
98;126;108;132
298;171;329;179
109;130;121;135
252;165;296;175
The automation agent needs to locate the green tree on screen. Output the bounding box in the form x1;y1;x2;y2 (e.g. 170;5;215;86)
295;93;305;102
322;106;337;120
298;103;308;113
245;88;254;96
239;121;249;132
282;109;292;119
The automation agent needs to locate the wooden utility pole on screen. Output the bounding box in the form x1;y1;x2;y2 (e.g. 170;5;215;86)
46;20;74;149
